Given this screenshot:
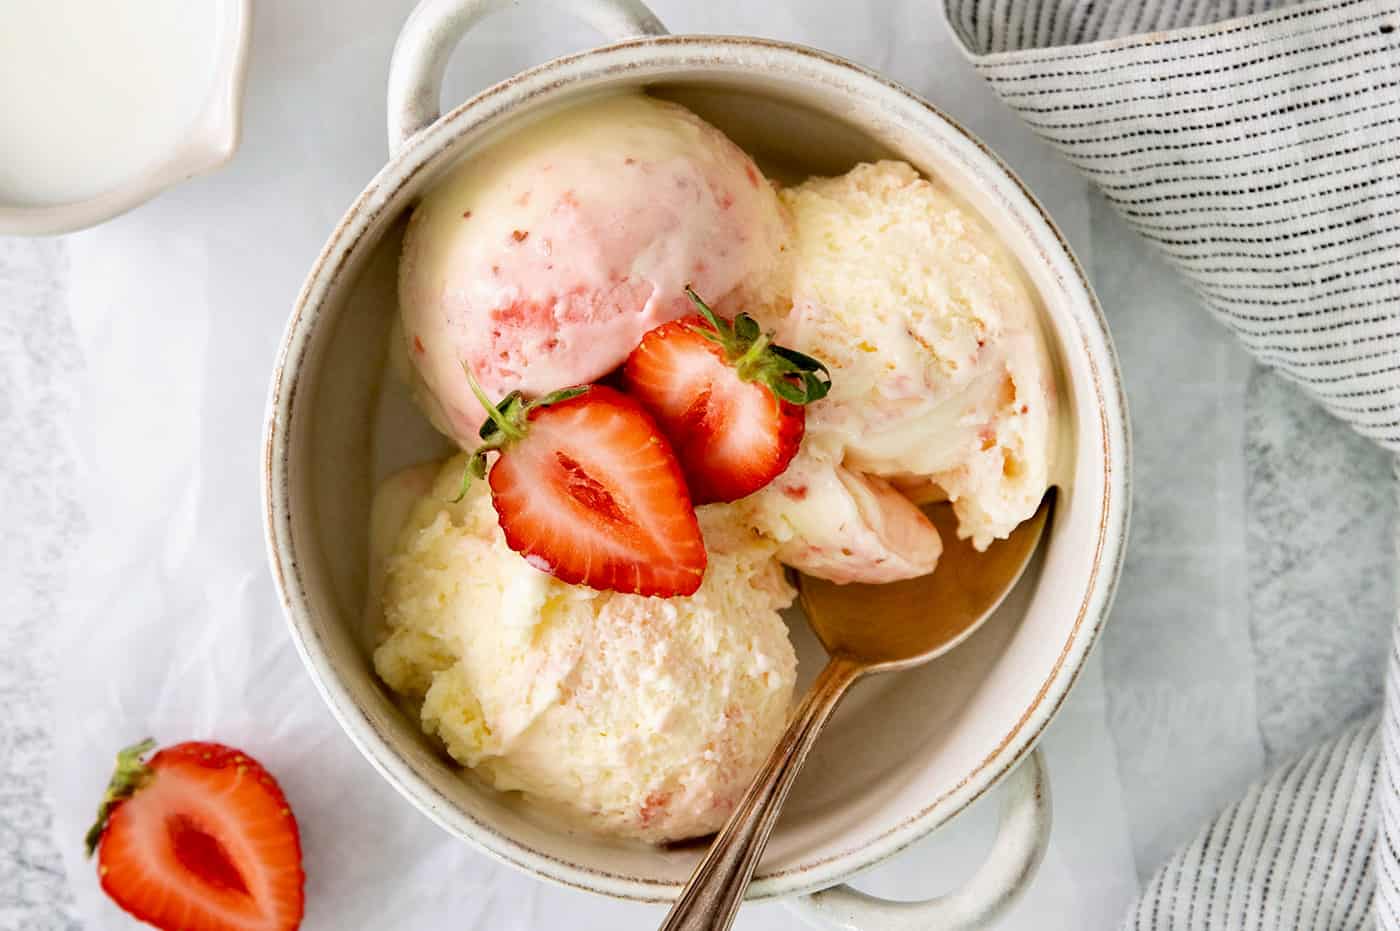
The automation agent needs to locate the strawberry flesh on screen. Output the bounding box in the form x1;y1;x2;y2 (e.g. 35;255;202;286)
168;813;250;894
624;315;808;504
90;741;304;931
485;385;707;597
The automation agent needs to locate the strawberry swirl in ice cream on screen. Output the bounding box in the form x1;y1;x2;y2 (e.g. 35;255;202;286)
398;94;789;447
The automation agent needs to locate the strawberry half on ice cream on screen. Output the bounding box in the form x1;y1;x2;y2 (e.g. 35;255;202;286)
397;94;791;448
457;376;707;597
623;288;831;504
86;740;304;931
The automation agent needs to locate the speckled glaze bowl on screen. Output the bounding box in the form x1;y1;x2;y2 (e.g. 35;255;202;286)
262;0;1130;926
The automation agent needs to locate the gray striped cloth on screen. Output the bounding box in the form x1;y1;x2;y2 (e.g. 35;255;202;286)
939;0;1400;926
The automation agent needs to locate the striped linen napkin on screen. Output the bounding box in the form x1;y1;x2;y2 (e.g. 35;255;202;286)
939;0;1400;926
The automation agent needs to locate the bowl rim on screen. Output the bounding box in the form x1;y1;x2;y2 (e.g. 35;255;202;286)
262;33;1131;903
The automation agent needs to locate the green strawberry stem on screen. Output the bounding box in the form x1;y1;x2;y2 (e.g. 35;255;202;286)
685;286;728;335
683;286;832;406
465;366;524;442
734;332;772;379
450;364;589;503
85;738;156;857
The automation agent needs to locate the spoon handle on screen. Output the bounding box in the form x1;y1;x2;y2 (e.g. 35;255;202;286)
659;655;865;931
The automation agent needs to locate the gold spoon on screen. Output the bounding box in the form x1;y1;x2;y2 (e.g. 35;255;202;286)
659;492;1055;931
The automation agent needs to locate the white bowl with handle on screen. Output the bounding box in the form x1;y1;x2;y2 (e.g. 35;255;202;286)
262;0;1130;926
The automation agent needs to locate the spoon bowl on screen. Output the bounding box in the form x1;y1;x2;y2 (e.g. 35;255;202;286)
660;492;1055;931
797;491;1055;671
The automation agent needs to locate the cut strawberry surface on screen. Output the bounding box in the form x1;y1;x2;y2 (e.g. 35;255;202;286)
623;288;831;503
87;740;304;931
460;377;707;597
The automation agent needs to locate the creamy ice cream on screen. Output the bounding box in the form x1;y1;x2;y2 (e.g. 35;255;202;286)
374;125;1058;837
371;458;797;843
743;161;1055;580
398;94;790;447
744;444;944;585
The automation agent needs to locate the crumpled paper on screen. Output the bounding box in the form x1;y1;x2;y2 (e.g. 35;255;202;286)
46;0;1138;927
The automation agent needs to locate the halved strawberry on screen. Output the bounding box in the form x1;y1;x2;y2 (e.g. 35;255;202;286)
86;740;304;931
458;377;707;597
622;288;831;504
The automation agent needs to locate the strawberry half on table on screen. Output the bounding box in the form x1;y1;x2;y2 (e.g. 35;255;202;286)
86;740;305;931
623;287;832;504
458;377;708;597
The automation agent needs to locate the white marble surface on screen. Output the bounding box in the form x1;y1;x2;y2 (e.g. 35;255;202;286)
0;1;1393;929
0;237;82;931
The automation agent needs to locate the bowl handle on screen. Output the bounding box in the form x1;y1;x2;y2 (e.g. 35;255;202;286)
785;749;1051;931
386;0;669;153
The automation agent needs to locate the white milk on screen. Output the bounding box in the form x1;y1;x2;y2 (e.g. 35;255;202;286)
0;0;222;206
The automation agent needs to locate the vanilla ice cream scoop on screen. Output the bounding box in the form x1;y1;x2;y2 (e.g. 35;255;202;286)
744;161;1055;581
398;94;790;447
370;458;797;843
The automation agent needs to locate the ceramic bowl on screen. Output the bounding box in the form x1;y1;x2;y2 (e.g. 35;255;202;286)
263;0;1130;925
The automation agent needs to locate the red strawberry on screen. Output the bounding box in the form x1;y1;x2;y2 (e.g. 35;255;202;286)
458;379;707;597
86;740;305;931
622;288;832;504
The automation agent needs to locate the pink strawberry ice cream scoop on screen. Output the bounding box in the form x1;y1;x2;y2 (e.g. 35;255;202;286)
398;94;790;447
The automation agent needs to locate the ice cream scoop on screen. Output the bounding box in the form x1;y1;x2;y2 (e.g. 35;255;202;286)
745;161;1055;582
397;93;790;447
370;458;798;843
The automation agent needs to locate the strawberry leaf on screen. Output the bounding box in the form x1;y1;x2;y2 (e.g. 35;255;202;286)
450;467;472;504
685;286;727;336
689;324;726;346
466;367;527;443
684;287;833;407
770;345;829;375
450;448;492;503
770;377;807;404
86;739;156;857
529;386;589;410
456;366;529;502
735;313;761;342
801;370;833;402
478;391;526;441
733;331;774;378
